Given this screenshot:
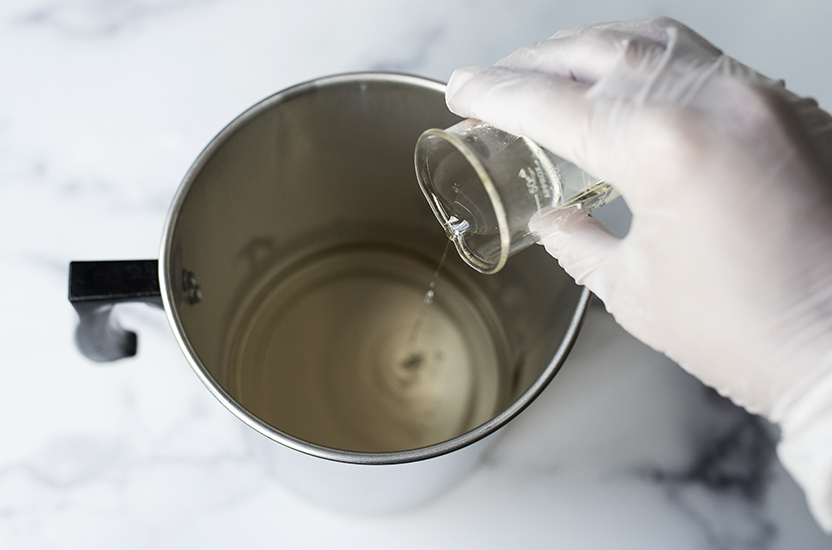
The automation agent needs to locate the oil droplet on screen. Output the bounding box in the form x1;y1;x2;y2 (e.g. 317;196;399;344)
424;288;435;304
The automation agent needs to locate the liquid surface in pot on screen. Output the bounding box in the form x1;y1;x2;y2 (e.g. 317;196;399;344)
225;244;510;453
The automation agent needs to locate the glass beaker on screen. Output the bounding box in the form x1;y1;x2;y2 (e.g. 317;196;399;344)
415;119;618;274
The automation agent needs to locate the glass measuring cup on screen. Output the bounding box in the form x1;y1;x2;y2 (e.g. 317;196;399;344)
415;119;618;274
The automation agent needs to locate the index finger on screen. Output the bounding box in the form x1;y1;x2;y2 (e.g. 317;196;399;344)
445;65;627;192
494;30;664;85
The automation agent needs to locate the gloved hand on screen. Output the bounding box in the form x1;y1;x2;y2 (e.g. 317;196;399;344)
445;17;832;530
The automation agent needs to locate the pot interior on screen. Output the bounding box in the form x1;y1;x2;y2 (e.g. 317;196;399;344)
162;73;587;457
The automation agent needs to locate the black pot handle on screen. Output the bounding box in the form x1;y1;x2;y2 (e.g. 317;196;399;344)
68;260;163;362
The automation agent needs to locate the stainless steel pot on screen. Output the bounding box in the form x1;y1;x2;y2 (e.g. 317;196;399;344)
68;72;590;512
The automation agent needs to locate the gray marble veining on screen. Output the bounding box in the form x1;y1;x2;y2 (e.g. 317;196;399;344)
16;0;217;37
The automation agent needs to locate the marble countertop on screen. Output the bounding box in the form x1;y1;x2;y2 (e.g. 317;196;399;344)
3;0;832;548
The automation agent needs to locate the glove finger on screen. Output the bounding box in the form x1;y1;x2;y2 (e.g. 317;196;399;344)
445;65;588;119
551;19;673;43
445;66;635;194
529;206;620;299
790;95;832;170
550;17;719;53
494;31;666;85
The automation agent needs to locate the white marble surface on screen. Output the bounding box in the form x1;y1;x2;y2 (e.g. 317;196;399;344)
3;0;832;548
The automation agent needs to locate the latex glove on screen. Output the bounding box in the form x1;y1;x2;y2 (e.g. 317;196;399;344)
445;17;832;530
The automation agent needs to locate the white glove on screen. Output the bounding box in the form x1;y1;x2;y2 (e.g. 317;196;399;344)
445;17;832;530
